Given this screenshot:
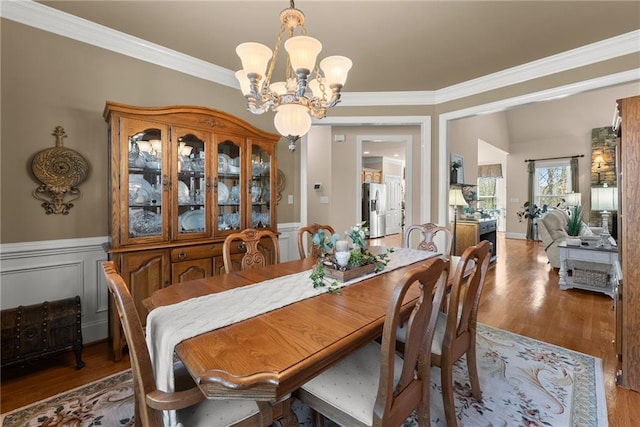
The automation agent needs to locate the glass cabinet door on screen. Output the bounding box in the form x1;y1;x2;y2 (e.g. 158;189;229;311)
215;135;244;233
122;118;169;244
174;128;210;240
250;141;274;230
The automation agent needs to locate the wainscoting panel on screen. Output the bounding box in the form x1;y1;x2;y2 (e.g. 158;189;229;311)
0;224;301;345
277;222;301;262
0;237;109;344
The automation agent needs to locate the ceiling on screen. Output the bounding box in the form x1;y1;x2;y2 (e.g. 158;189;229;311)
38;1;640;93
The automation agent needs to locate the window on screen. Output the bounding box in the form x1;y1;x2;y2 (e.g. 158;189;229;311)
534;160;572;208
477;177;498;210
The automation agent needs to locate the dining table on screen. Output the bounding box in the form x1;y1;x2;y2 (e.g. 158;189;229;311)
142;248;466;425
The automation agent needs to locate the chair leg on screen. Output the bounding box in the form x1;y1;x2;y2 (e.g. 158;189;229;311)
440;360;458;427
312;410;325;427
466;342;482;401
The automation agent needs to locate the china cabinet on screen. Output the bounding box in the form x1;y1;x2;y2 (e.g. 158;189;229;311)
104;102;279;360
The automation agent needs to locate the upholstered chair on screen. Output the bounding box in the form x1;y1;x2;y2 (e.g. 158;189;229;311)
431;240;492;427
297;224;336;259
223;228;280;273
403;223;453;258
101;261;276;427
297;257;450;426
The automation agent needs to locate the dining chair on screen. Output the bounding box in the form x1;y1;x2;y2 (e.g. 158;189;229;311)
403;223;453;258
101;261;277;427
432;240;492;427
222;228;280;273
297;257;450;427
297;223;336;259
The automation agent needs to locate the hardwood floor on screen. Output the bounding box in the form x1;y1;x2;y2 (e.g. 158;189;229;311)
2;234;639;425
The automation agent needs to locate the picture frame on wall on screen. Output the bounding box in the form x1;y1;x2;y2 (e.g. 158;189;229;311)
450;153;465;184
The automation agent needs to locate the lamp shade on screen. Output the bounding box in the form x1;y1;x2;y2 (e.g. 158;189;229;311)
284;36;322;72
449;188;468;207
308;78;326;100
235;70;252;95
320;55;353;86
274;104;312;137
565;192;582;207
236;42;272;77
591;186;618;211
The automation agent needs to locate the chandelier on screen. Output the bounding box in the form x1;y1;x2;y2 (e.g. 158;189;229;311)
235;0;352;151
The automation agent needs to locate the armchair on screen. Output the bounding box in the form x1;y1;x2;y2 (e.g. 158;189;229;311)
538;210;601;268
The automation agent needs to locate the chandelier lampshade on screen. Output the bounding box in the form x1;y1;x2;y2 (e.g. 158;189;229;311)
235;42;272;77
320;56;352;86
235;0;352;150
274;104;312;141
284;36;322;72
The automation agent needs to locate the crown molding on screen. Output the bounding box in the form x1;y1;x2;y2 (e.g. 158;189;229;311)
0;0;237;88
433;30;640;104
2;0;639;106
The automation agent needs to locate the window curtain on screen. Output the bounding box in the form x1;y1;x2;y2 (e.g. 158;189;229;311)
527;161;535;240
570;157;579;192
478;164;503;178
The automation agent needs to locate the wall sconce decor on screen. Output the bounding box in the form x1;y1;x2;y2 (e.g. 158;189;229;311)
276;168;286;204
32;126;89;214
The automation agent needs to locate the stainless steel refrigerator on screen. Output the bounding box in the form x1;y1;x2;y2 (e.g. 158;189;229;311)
362;183;387;238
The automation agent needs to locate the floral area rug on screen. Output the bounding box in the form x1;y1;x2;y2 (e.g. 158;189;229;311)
1;324;607;426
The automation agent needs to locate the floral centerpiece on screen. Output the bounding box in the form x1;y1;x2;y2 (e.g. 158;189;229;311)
310;222;393;294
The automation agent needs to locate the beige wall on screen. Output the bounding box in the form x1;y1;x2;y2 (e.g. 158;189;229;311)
2;18;639;244
446;82;640;237
0;19;291;243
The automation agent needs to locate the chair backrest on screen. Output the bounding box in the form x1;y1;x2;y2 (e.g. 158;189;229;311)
223;228;280;273
297;224;336;259
101;261;165;426
403;223;453;257
441;240;492;360
373;257;449;425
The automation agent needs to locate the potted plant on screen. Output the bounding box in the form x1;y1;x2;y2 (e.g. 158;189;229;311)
565;205;583;245
450;159;462;184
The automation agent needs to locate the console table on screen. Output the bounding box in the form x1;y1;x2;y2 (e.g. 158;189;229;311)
558;241;618;298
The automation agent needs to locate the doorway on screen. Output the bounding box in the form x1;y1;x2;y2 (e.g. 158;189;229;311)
359;135;410;237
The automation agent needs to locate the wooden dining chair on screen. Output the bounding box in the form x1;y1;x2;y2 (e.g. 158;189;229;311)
431;240;492;427
223;228;280;273
297;223;336;259
297;257;450;427
403;223;453;258
101;261;276;427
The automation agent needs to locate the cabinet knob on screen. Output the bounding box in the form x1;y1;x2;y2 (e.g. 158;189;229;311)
178;251;186;261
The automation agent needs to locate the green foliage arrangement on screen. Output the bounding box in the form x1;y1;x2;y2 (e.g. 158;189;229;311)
566;205;583;237
309;222;395;294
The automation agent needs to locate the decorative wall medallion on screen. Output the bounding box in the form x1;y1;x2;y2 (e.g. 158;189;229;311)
32;126;89;214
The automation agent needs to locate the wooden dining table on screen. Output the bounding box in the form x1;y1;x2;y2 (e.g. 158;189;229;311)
142;251;466;423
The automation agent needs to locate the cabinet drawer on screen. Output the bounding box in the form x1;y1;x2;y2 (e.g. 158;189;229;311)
171;244;222;262
479;220;497;234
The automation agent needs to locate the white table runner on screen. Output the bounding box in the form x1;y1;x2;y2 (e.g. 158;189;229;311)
146;247;438;398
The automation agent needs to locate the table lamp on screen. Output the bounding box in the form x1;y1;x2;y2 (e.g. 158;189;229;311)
565;192;582;208
449;188;469;255
591;185;617;232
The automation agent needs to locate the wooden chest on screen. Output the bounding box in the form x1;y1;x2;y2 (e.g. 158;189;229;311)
1;296;84;369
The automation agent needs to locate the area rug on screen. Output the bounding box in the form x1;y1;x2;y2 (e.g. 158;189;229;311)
1;324;607;426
